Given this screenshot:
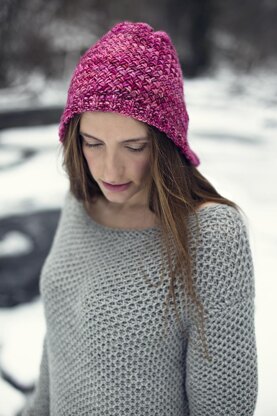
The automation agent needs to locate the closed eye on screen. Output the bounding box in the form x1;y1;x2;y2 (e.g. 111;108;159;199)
83;141;146;153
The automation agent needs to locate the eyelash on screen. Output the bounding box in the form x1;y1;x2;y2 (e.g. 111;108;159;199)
83;142;146;153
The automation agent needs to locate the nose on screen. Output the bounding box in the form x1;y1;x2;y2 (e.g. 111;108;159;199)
102;150;124;183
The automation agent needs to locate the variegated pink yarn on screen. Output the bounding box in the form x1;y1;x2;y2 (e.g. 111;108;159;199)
59;21;200;166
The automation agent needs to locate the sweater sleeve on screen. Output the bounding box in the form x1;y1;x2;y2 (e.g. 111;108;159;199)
21;191;74;415
185;207;258;415
21;335;50;415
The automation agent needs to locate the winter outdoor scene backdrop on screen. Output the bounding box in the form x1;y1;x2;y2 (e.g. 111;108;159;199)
0;1;277;415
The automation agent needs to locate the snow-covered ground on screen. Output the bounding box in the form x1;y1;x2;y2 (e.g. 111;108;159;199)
0;65;276;415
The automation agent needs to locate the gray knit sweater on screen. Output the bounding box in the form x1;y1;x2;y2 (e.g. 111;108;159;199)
22;191;258;415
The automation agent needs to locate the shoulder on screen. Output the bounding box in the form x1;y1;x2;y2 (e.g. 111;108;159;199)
45;190;90;259
61;190;85;219
189;202;249;242
53;190;87;237
188;203;255;310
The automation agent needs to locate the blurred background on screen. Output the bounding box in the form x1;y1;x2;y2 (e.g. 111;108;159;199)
0;0;276;415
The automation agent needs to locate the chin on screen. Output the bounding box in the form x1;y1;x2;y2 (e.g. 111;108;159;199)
101;185;142;203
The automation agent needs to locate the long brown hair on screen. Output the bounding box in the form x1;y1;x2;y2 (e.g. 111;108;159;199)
62;114;242;362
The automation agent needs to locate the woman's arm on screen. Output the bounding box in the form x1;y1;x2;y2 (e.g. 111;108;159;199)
186;297;258;415
186;207;258;415
21;334;50;416
20;191;74;415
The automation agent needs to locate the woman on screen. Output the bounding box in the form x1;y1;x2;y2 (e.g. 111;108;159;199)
22;21;258;415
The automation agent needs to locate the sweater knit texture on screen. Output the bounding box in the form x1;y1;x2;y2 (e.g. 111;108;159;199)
22;191;258;415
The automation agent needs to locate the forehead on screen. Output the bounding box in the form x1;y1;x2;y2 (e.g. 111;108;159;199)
80;111;148;137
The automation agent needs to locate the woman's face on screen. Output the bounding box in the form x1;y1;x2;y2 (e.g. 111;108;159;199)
80;111;152;209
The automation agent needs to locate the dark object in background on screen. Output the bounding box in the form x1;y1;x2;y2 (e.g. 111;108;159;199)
1;0;276;89
0;209;60;307
164;0;213;77
0;106;64;131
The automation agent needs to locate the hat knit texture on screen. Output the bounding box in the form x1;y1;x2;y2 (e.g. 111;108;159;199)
59;21;200;167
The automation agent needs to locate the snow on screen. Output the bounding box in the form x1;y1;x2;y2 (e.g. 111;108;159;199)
0;300;46;386
0;65;276;415
0;231;33;257
0;125;67;217
0;74;68;110
0;378;25;416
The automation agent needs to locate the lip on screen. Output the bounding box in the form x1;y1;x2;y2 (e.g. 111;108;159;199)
102;181;131;192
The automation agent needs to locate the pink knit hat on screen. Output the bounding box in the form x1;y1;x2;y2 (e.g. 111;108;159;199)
59;21;200;167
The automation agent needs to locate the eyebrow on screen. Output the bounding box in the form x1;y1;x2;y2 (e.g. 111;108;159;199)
79;131;149;143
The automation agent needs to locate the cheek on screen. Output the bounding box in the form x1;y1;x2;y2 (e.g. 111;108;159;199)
82;148;97;173
131;157;150;179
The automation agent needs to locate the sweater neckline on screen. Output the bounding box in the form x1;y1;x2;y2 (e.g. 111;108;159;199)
79;200;221;234
81;202;160;234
